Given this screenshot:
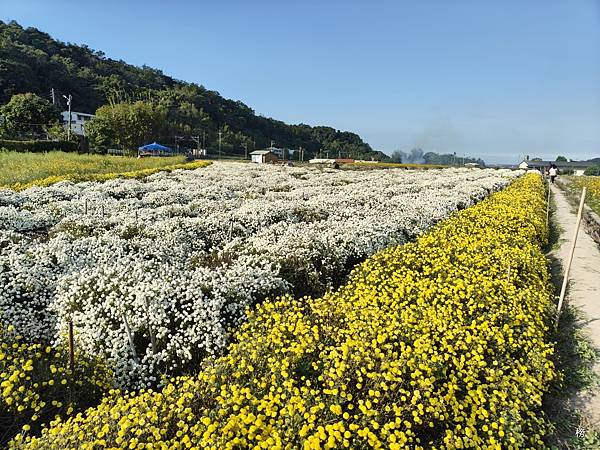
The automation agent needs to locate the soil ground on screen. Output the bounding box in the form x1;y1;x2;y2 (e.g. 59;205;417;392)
550;183;600;427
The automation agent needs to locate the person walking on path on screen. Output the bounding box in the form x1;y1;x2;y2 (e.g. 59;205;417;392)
548;164;558;184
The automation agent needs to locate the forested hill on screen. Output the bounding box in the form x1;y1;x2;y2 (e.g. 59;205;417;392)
0;20;387;159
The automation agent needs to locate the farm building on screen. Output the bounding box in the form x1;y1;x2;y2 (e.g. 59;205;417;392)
250;150;278;164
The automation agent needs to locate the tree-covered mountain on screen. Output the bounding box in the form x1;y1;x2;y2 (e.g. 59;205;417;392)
0;20;387;159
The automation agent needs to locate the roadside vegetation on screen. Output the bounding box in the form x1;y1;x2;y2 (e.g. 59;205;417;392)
563;176;600;217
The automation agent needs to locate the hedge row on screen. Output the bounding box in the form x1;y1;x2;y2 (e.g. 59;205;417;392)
13;174;556;449
0;140;78;153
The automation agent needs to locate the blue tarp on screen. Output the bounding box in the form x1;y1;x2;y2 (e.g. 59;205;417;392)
138;142;173;152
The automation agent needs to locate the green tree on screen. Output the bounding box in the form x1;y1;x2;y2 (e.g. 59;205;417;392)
556;155;568;162
0;92;60;138
86;101;167;151
584;165;600;176
390;151;403;163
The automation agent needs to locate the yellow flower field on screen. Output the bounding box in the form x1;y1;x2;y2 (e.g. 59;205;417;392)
0;151;212;190
11;174;556;449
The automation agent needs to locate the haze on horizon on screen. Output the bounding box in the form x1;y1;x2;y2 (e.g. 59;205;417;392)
2;0;599;164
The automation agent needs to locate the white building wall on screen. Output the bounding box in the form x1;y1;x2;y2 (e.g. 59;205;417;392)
62;111;94;136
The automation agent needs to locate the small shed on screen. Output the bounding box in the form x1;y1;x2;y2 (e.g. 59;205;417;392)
250;150;278;164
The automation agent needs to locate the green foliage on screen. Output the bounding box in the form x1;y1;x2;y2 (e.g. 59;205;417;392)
424;151;485;166
556;155;568;162
584;165;600;176
86;101;167;151
0;139;77;153
390;150;403;163
0;93;60;139
390;148;485;166
0;20;386;161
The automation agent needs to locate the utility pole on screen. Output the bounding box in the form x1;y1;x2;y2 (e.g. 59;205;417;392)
270;140;274;150
243;142;248;159
63;94;72;140
202;131;206;150
218;131;222;160
51;88;55;105
192;135;201;157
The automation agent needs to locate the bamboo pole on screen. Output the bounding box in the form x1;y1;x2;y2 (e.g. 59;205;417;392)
546;182;551;229
122;313;139;363
556;187;587;325
68;320;75;373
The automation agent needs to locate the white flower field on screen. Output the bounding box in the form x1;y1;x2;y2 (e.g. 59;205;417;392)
0;163;520;387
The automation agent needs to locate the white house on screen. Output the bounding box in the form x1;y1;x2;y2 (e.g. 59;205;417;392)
62;111;94;136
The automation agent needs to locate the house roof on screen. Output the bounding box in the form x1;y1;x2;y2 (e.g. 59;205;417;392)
250;150;273;155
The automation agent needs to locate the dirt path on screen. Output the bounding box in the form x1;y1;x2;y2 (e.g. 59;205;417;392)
550;183;600;425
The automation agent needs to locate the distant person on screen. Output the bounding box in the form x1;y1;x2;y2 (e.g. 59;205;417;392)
548;164;558;184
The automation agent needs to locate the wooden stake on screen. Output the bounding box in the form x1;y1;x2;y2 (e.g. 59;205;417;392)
546;183;551;229
556;187;587;325
68;320;75;373
122;314;139;363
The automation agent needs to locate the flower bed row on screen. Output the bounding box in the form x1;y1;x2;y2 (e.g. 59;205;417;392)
0;165;518;388
4;160;212;191
13;174;556;449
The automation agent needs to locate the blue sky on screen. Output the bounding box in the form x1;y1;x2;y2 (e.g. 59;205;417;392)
2;0;599;163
